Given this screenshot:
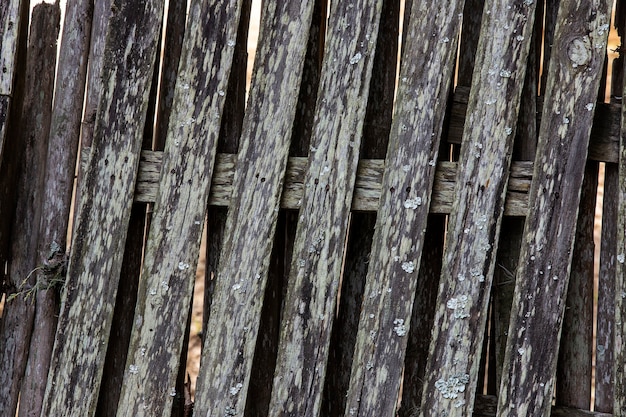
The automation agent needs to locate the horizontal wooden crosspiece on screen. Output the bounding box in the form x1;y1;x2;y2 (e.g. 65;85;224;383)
132;151;534;216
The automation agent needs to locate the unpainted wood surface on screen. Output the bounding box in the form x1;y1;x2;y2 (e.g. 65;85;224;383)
193;2;316;415
268;0;383;414
18;0;93;414
115;1;243;415
615;30;626;415
41;0;164;414
498;1;612;415
343;1;465;415
419;0;538;413
0;0;21;95
0;6;59;416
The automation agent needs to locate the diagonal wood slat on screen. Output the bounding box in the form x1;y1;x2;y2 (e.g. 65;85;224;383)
193;2;316;415
419;0;539;415
40;0;165;414
114;0;244;415
498;1;613;415
267;0;383;414
342;2;466;415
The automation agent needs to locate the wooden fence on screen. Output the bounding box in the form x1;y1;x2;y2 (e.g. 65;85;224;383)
0;0;625;416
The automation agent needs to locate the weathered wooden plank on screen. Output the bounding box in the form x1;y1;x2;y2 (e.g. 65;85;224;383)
342;1;465;414
0;0;22;96
114;1;243;416
449;87;622;164
555;162;597;408
472;395;613;417
498;1;613;415
615;17;626;413
192;2;316;415
40;0;165;414
0;5;59;416
419;1;538;414
323;0;398;414
596;162;617;413
132;152;533;215
267;1;383;415
17;0;93;415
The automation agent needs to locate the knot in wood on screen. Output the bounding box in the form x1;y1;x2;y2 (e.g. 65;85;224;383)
566;36;591;68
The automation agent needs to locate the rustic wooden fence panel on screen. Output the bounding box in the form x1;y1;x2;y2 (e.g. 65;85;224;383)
1;0;625;416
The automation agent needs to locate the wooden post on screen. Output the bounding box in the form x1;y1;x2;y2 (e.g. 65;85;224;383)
0;5;59;416
41;0;165;414
193;1;315;415
418;0;538;414
343;1;465;415
498;1;612;415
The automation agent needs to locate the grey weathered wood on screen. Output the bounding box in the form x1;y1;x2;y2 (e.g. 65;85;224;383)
0;6;59;416
114;1;243;416
342;1;465;415
132;152;533;215
497;1;612;415
472;395;613;417
323;0;398;414
555;162;597;409
0;0;23;159
267;1;383;415
615;21;626;414
41;0;165;414
192;2;315;415
73;0;111;220
17;0;93;415
419;0;538;414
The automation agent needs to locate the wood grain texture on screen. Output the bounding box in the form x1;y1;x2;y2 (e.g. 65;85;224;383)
267;1;383;414
193;2;316;415
18;0;93;415
419;1;538;413
114;1;243;415
0;0;21;95
615;26;626;415
343;2;465;415
498;1;612;415
133;152;533;215
41;0;165;414
555;162;597;409
0;6;59;415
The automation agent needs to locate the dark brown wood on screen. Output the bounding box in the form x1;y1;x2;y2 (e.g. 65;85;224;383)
192;2;316;415
0;5;59;416
498;1;612;415
41;0;165;414
555;162;597;408
18;0;93;415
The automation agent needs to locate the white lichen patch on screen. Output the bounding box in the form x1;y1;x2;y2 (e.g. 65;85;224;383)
169;388;177;397
178;261;190;271
499;69;512;78
229;382;243;396
447;295;470;319
618;253;625;264
404;197;422;209
505;127;513;136
402;261;416;273
349;52;362;65
434;373;470;399
393;318;407;337
586;103;594;111
129;364;139;375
